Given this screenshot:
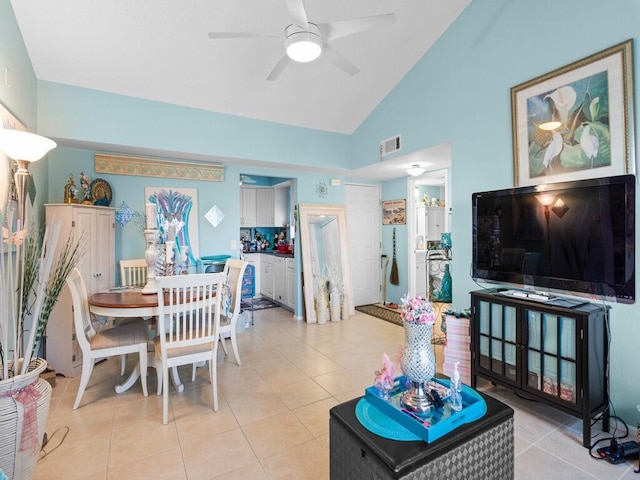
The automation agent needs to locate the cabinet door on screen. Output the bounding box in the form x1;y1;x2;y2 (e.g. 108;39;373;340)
426;207;445;241
416;261;427;298
73;207;97;292
93;209;115;293
256;188;274;226
286;260;295;309
273;257;286;303
261;257;274;298
240;188;257;226
525;309;577;405
476;300;518;385
273;186;288;227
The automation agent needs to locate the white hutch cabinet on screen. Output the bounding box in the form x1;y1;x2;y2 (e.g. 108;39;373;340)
44;204;115;377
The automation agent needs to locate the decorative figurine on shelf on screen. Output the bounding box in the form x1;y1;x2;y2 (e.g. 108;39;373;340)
63;174;79;204
80;171;92;204
374;352;396;400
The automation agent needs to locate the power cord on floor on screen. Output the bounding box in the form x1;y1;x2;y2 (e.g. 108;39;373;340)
39;426;70;460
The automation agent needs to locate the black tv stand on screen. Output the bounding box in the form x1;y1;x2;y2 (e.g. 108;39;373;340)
471;289;610;448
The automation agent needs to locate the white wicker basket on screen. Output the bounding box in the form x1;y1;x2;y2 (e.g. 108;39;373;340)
0;358;52;480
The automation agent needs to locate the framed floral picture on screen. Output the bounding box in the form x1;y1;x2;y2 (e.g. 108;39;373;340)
511;39;635;186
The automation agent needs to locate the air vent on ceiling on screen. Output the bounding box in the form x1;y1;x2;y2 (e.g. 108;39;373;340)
380;135;401;157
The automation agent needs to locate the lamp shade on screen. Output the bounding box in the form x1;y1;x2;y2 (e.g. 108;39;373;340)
285;24;322;63
0;129;56;162
406;165;427;176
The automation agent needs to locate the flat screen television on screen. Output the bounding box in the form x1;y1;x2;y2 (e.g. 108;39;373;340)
472;174;636;303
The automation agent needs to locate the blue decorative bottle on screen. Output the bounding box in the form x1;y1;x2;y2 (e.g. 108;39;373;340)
441;263;452;303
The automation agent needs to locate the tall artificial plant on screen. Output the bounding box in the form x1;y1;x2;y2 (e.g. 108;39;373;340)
0;197;85;380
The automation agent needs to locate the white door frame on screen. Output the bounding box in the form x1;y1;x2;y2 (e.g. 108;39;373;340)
406;169;450;297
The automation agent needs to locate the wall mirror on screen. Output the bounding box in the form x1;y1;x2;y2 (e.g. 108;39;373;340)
299;203;354;323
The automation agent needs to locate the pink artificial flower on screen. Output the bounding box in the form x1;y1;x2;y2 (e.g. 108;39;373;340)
400;294;436;325
374;352;396;391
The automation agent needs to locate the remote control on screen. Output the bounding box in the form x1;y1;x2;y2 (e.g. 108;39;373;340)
597;440;640;464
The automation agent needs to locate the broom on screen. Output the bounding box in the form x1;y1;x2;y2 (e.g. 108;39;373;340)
390;227;399;286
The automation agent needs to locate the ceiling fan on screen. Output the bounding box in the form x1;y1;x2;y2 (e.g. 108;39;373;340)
208;0;396;81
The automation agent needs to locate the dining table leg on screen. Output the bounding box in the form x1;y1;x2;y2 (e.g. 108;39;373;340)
115;355;184;394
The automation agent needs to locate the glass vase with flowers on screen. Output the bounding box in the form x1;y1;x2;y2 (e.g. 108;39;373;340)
399;294;437;413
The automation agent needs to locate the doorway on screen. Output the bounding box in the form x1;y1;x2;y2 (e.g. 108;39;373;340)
406;169;451;298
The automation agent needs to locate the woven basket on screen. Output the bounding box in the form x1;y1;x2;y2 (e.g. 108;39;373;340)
0;358;52;480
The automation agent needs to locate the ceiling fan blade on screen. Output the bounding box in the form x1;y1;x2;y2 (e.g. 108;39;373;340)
322;44;359;76
266;54;291;81
319;13;396;41
208;32;279;39
286;0;309;28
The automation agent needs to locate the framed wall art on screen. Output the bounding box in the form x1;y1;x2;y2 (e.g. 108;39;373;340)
145;187;199;264
382;199;406;225
511;39;635;187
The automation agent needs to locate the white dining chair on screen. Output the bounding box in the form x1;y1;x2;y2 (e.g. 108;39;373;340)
218;259;248;365
120;258;148;287
154;273;224;424
66;268;149;410
118;258;152;375
191;259;247;382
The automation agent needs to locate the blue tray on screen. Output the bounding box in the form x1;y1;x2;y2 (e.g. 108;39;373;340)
364;376;487;443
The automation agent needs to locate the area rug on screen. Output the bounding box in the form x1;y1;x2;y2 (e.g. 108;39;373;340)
356;304;402;326
241;297;279;311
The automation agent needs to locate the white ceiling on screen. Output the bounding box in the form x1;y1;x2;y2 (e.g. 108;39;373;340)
10;0;470;136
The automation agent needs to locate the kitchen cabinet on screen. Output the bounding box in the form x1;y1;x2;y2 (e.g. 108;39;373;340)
260;254;274;299
426;206;445;241
240;186;289;227
44;204;115;377
470;289;609;448
286;258;295;310
256;188;274;226
240;188;257;226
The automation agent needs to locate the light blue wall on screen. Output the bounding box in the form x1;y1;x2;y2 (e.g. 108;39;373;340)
352;0;640;423
0;0;47;222
37;81;351;170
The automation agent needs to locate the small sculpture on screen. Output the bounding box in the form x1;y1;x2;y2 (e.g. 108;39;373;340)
80;171;92;204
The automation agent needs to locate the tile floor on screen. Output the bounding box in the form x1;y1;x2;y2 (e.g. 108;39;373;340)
34;307;639;479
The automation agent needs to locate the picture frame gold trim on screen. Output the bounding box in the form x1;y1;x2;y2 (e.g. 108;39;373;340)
94;153;224;182
511;39;635;187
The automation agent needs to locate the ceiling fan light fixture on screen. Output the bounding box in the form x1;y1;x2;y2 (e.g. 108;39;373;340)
406;165;427;176
285;24;322;63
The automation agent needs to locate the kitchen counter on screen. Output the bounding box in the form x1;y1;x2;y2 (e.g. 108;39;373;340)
245;250;294;258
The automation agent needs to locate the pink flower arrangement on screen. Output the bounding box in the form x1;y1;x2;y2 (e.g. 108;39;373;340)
400;294;436;325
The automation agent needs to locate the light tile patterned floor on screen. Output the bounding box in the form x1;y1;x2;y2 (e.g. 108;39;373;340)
34;307;638;479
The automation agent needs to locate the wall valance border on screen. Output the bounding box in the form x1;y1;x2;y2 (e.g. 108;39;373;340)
94;153;224;182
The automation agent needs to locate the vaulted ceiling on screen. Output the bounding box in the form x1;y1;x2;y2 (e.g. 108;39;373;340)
11;0;471;135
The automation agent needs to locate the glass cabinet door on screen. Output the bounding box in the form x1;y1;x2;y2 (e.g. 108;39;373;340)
477;300;517;382
526;309;577;404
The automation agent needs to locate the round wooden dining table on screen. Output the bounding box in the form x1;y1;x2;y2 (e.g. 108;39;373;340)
88;288;185;394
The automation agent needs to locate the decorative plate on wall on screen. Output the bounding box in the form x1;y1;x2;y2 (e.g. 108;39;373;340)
90;178;112;206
